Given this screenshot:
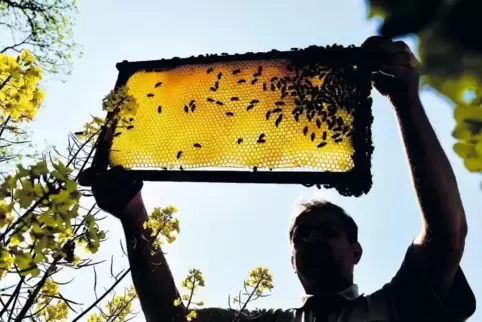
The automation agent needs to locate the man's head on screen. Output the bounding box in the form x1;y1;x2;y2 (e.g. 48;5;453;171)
289;200;362;295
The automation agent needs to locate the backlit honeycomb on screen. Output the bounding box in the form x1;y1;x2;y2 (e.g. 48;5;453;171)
110;58;362;172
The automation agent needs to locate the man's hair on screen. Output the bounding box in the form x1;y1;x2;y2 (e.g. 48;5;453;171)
288;200;358;244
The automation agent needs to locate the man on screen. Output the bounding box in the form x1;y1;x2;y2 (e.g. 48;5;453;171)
91;37;476;321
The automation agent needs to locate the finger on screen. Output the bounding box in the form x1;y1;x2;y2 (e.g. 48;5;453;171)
363;37;412;58
362;37;403;52
379;64;411;78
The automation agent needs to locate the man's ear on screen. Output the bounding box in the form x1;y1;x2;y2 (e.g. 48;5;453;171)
353;242;363;265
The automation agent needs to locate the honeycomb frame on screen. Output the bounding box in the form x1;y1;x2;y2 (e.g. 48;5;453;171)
94;45;374;196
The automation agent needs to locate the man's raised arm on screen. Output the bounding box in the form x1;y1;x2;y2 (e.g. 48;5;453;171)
91;167;187;322
363;36;476;321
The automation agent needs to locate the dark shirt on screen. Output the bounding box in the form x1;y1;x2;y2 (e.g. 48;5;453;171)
195;245;476;321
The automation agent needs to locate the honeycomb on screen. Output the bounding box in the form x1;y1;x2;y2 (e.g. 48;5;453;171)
109;55;367;173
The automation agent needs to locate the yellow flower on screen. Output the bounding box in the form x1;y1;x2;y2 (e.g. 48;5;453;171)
19;49;35;65
0;247;14;280
0;202;13;228
186;310;197;321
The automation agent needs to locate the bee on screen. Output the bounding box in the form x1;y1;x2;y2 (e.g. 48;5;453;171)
320;111;328;121
207;67;214;74
337;117;344;126
155;82;163;88
226;112;234;117
310;133;315;142
303;126;308;136
270;77;278;82
193;143;202;148
250;99;259;104
217;72;222;80
189;100;195;106
210;87;217;92
114;132;122;137
251;78;258;85
184;105;189;113
334;138;343;143
342;125;350;134
275;114;283;127
317;142;327;148
332;133;341;139
345;131;352;137
232;69;241;75
214;81;219;89
253;66;262;77
294;114;300;122
270;84;276;91
246;104;254;111
275;101;285;106
216;101;224;106
273;108;282;113
266;111;271;120
316;119;322;128
177;151;183;159
207;97;215;102
238;79;246;84
281;92;288;99
322;131;327;140
127;125;134;130
263;83;267;91
230;97;240;101
237;138;243;144
147;93;154;98
157;105;162;113
257;133;266;143
191;104;196;112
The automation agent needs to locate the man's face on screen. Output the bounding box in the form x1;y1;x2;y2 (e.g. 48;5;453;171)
291;212;361;292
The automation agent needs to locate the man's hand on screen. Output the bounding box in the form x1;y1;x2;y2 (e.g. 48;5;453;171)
91;166;144;218
362;36;421;107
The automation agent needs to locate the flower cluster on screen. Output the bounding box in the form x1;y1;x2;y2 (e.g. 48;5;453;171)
143;205;180;252
0;50;44;121
175;268;206;321
0;159;104;278
453;103;482;172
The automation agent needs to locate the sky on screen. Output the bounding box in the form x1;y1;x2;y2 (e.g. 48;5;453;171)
29;0;481;320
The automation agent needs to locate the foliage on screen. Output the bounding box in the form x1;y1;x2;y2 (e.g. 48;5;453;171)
366;0;482;183
0;0;79;75
0;49;44;175
0;87;141;321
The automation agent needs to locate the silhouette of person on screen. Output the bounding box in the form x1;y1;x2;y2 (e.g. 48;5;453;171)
91;37;476;322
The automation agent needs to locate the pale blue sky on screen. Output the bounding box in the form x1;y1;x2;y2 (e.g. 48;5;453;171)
31;0;481;320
